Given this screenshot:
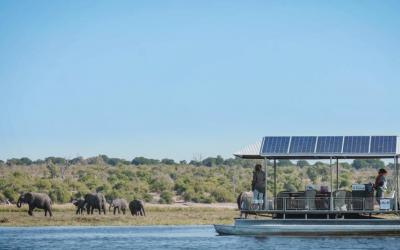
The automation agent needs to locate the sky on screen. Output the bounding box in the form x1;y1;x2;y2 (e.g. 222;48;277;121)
0;1;400;161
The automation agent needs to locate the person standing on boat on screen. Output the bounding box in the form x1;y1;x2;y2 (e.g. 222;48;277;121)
374;168;388;204
252;164;266;210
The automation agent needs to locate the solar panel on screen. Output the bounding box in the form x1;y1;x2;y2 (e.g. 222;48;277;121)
289;136;317;153
261;136;290;154
370;136;396;153
316;136;343;153
343;136;370;153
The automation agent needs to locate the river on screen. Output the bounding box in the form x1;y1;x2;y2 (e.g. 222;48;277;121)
0;225;399;250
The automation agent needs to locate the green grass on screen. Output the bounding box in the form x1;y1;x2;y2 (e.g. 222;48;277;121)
0;204;237;226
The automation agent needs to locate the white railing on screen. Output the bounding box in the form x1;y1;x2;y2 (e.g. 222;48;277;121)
243;197;394;212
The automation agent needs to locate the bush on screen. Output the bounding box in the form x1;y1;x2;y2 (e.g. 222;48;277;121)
211;187;234;202
159;191;173;204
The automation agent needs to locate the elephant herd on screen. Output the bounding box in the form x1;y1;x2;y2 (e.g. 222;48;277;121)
16;192;145;217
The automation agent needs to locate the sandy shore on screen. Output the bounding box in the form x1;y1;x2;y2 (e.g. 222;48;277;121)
0;203;238;227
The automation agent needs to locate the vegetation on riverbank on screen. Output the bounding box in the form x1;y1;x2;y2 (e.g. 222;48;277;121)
0;156;395;206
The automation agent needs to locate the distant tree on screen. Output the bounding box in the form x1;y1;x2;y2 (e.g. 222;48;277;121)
352;159;384;169
340;162;351;169
277;160;294;167
60;160;70;179
387;163;395;169
70;157;85;165
33;159;46;165
161;158;175;165
179;160;187;165
223;158;237;166
100;154;110;163
46;162;59;178
86;155;105;165
352;160;366;169
45;157;66;165
202;157;216;167
306;167;318;182
314;161;326;167
107;158;129;166
19;157;32;165
297;160;309;168
215;155;224;165
131;157;160;165
189;160;201;166
6;158;22;166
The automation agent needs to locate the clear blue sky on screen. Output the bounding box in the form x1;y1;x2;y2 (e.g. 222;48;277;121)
0;1;399;161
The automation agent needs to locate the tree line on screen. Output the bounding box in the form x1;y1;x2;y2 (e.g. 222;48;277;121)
0;155;392;170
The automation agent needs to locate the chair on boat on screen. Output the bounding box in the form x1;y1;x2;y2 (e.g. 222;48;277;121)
304;190;316;210
334;190;350;211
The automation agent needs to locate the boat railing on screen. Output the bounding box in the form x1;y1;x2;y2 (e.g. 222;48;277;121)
245;196;394;212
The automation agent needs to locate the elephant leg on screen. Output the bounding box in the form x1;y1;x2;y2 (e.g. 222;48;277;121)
28;205;34;216
45;210;47;216
113;207;116;215
91;207;94;214
122;209;125;215
118;207;120;214
48;209;52;217
87;206;90;214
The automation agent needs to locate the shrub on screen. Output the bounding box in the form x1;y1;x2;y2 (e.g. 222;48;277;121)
159;191;173;204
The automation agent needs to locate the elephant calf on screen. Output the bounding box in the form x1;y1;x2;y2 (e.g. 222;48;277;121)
129;200;145;216
17;192;53;217
72;198;86;215
109;198;128;215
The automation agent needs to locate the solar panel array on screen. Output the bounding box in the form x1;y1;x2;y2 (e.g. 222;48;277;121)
316;136;343;153
261;136;398;155
261;137;290;154
289;137;317;153
342;136;370;153
370;136;397;153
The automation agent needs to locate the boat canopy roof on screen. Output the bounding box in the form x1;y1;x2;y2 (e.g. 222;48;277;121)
234;135;400;160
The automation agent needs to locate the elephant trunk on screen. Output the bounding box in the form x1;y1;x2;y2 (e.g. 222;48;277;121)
16;197;22;208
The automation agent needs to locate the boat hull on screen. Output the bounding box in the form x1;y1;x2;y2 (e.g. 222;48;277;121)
214;219;400;236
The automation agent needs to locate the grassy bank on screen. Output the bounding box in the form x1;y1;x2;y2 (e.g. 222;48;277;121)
0;204;238;226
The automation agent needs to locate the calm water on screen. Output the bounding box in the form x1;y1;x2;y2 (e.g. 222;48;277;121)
1;225;400;250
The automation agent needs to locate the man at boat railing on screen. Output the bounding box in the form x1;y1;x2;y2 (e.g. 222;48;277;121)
252;164;266;210
374;168;388;205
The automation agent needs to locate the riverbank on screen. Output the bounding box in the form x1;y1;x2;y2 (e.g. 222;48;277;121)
0;203;238;226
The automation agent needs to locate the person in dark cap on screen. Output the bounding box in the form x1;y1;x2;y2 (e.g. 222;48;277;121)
252;164;266;209
374;168;388;204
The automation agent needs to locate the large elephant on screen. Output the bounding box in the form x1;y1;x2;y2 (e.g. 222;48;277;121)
109;198;128;215
84;193;107;215
17;192;52;217
129;199;145;216
72;198;86;215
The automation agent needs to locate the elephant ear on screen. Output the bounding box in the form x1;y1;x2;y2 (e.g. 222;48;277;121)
25;193;33;203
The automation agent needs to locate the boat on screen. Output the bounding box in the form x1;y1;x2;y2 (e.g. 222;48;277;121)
215;218;400;236
214;135;400;236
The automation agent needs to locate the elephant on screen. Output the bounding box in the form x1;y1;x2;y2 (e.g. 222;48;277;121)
84;193;107;215
129;199;145;216
237;191;253;218
109;198;128;215
72;198;86;215
17;192;52;217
